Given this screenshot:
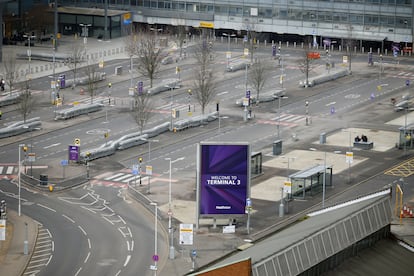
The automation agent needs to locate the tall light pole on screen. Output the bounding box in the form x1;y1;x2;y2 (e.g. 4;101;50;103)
223;33;236;68
150;202;158;275
165;157;185;260
18;144;25;216
279;156;295;217
23;34;35;78
276;96;287;139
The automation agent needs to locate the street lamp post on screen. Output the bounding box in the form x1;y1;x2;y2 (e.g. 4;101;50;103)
23;34;35;78
276;96;287;139
18;144;25;216
223;33;236;68
165;157;185;260
150;202;158;275
280;156;295;217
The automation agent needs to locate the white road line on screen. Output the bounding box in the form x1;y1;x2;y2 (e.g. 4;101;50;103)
124;255;131;267
74;267;82;276
46;254;53;265
84;252;90;263
118;227;127;238
131;240;134;251
127;240;130;251
43;143;61;149
88;238;91;249
62;214;75;223
78;225;87;236
37;203;56;212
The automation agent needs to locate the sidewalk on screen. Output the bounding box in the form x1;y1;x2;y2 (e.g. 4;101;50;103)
0;210;38;276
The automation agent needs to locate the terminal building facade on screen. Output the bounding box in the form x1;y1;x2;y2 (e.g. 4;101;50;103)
57;0;413;51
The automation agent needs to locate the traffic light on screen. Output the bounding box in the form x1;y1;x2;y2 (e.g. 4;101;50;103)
139;157;143;163
104;132;109;138
188;89;192;95
108;83;112;88
22;145;28;152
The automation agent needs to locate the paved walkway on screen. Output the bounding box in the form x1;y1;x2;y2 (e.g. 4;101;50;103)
1;36;414;276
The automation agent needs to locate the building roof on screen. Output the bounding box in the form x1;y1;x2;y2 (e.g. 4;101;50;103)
191;190;394;276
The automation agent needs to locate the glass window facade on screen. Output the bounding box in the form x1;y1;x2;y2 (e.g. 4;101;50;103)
59;0;413;42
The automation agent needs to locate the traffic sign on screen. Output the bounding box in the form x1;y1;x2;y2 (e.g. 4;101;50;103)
152;254;159;261
246;90;251;98
246;197;251;207
60;159;68;166
284;181;292;194
346;152;354;164
146;165;153;175
179;223;194;245
27;153;36;162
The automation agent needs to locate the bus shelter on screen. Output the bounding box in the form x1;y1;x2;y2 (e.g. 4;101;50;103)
288;164;332;200
398;124;414;150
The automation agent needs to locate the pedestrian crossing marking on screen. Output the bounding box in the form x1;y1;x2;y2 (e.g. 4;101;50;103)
6;166;14;174
0;165;16;175
104;172;125;181
261;113;308;126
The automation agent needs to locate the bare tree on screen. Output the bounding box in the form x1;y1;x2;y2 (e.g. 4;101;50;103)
192;35;217;115
2;52;19;93
84;61;100;104
65;37;85;88
135;32;163;88
132;91;154;134
18;80;36;123
174;25;187;58
344;25;357;74
244;21;258;63
248;59;269;105
298;37;317;87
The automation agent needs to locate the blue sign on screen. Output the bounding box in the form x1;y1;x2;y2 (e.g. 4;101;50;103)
191;250;197;257
246;197;251;207
406;80;410;86
152;254;159;261
60;159;68;166
59;74;66;89
137;81;144;94
246;90;250;98
330;106;335;114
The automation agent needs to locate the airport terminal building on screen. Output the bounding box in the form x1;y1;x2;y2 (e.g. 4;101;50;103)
58;0;413;51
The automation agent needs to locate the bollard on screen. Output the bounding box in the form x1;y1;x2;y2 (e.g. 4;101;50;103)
49;185;53;192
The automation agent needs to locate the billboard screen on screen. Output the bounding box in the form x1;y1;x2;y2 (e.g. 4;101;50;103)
199;143;249;215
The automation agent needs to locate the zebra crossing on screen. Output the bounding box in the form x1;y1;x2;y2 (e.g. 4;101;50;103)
391;71;414;79
154;102;190;114
258;113;309;127
92;170;174;188
0;165;16;179
23;224;53;276
70;96;114;106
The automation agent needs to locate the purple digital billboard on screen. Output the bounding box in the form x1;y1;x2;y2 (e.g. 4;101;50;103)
68;145;80;161
199;143;249;215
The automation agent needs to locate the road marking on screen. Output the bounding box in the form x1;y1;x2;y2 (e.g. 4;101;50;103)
124;255;131;267
62;214;75;223
217;91;228;96
326;101;336;106
43;143;61;149
84;252;90;263
78;225;87;236
37;203;56;212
